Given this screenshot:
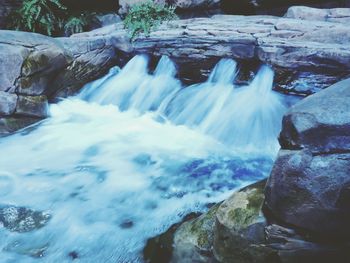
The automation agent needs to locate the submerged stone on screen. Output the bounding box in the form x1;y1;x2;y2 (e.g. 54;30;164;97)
0;205;51;233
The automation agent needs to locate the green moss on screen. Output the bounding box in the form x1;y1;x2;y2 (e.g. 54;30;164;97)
3;117;40;132
22;54;50;77
188;203;221;248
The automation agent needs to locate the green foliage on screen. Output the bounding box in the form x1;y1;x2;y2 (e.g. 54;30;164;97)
64;12;97;36
123;1;177;40
9;0;67;36
8;0;97;36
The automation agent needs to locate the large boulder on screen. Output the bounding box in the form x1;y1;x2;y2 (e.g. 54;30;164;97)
0;28;129;134
155;178;350;262
265;78;350;239
171;203;221;263
0;30;70;134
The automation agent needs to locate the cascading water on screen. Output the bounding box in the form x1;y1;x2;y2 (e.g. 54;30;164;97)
0;55;293;262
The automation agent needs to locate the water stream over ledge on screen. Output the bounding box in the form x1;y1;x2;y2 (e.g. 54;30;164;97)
0;55;294;262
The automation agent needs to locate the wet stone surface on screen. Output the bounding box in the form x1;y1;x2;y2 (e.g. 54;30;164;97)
0;205;51;233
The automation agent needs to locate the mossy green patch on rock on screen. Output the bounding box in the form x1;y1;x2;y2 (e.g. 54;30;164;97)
213;179;275;263
171;203;222;262
22;53;50;77
0;116;41;135
216;180;266;232
143;212;200;263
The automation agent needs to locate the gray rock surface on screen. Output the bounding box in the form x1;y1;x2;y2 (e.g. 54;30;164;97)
95;13;350;91
147;77;350;262
265;78;350;239
160;178;350;262
0;28;128;134
0;91;17;116
285;6;350;23
279;78;350;152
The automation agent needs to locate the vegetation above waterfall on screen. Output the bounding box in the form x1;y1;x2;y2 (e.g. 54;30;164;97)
123;1;177;40
7;0;97;36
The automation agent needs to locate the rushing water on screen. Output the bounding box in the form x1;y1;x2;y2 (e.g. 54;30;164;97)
0;55;292;262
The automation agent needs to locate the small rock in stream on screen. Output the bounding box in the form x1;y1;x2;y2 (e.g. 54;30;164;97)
0;205;51;232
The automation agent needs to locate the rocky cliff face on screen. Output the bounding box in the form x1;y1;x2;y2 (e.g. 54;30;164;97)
145;77;350;263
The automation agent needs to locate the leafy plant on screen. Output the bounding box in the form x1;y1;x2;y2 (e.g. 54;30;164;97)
8;0;98;36
64;12;97;36
9;0;67;36
123;1;177;40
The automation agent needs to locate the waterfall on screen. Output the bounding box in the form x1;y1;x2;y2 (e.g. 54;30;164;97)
0;55;293;262
81;55;286;153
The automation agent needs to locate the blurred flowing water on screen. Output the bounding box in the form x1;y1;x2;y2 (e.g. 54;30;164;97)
0;55;293;262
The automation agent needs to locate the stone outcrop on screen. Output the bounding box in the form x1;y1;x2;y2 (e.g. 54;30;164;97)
145;77;350;262
285;6;350;23
0;29;129;135
265;78;350;239
90;10;350;92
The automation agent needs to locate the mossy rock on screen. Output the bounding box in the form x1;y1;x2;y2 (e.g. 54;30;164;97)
171;203;222;263
213;179;279;263
0;116;41;135
143;212;200;263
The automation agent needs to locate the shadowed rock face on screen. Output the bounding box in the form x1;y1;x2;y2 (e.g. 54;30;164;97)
265;78;350;239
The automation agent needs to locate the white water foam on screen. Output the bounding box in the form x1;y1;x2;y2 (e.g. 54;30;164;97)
0;55;291;262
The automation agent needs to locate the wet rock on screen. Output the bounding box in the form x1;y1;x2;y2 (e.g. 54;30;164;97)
96;13;121;27
265;78;350;239
0;27;129;133
119;219;134;229
171;203;220;263
213;179;274;263
0;205;51;232
0;31;70;95
279;78;350;153
0;91;17;116
0;116;41;135
265;150;350;239
143;212;200;263
105;11;350;89
16;95;49;118
166;178;350;262
4;240;49;258
171;203;221;263
68;251;79;260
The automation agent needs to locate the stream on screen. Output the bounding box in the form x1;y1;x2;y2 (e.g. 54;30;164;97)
0;55;296;262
